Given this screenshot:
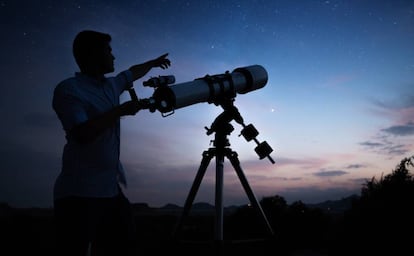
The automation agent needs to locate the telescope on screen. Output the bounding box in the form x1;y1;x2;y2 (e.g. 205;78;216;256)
131;65;268;115
127;64;275;164
154;65;276;241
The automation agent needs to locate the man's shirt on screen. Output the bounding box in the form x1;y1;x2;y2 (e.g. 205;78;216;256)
52;70;133;199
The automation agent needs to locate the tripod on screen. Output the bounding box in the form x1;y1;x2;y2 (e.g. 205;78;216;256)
172;100;274;242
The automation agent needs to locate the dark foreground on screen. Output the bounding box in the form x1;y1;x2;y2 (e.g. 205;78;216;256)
1;193;412;256
1;207;325;256
1;208;411;256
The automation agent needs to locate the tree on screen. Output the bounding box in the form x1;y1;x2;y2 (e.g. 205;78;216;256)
341;155;414;255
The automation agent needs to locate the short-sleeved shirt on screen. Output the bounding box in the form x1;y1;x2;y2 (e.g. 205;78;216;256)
52;70;133;200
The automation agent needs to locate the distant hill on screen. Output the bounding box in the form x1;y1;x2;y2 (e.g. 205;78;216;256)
305;194;359;214
1;195;358;217
130;195;359;217
129;201;242;216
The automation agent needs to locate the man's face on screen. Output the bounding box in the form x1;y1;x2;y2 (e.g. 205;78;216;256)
100;43;115;74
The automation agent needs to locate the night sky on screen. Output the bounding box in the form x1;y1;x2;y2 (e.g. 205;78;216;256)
1;0;413;208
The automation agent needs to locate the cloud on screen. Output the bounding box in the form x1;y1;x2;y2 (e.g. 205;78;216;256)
345;164;366;169
359;141;384;148
371;91;414;125
359;138;410;157
313;170;348;177
381;144;409;156
381;121;414;136
359;92;414;156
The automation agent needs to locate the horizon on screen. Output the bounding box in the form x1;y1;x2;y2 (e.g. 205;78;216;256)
0;191;360;209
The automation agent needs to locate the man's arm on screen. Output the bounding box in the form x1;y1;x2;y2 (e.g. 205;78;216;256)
129;53;171;81
71;53;171;143
70;100;141;144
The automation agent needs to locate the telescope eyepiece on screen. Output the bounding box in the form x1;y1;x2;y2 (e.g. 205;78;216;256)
143;75;175;88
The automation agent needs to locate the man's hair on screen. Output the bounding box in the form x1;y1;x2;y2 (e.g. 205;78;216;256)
72;30;112;71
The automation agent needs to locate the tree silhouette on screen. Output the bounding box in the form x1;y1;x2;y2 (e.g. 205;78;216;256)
258;196;331;253
340;155;414;256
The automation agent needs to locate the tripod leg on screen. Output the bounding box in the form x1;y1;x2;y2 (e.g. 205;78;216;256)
214;151;225;241
172;149;214;238
226;150;275;236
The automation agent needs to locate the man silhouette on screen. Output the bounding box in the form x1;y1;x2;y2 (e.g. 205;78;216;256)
52;30;171;256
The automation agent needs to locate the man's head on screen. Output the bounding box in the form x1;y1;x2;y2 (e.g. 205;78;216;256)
73;30;115;75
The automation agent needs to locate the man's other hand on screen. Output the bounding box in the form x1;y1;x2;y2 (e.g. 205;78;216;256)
119;100;141;116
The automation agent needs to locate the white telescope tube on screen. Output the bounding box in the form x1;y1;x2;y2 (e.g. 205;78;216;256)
151;65;268;113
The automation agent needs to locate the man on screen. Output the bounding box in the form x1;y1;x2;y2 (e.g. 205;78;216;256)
52;30;171;256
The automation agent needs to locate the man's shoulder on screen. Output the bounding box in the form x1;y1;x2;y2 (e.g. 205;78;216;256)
54;76;79;94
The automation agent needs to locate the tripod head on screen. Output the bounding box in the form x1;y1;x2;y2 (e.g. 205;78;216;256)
205;98;241;135
204;98;275;164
